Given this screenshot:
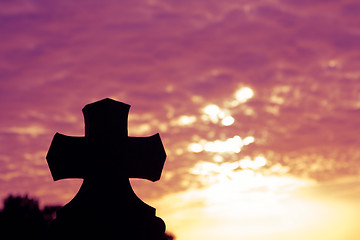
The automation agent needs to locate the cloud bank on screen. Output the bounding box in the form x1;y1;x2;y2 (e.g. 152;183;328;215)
0;0;359;208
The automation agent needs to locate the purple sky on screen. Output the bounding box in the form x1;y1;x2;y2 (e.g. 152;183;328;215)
1;0;360;239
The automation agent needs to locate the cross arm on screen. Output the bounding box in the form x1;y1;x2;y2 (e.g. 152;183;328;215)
46;133;167;182
46;133;88;181
126;133;166;182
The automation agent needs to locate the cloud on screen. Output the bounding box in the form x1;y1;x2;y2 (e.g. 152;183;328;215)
0;0;359;211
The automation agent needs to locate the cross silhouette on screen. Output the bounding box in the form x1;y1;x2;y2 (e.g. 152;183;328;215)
46;98;167;239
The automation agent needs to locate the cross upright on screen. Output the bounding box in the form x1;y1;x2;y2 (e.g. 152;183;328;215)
46;98;167;239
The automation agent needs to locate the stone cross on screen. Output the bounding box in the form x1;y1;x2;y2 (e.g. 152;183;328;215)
46;98;167;239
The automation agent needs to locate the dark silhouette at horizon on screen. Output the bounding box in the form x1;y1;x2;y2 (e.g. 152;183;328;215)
0;194;60;240
0;194;175;240
46;98;168;239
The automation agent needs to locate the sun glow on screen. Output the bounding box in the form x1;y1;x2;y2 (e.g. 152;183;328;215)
239;156;267;170
167;150;344;240
152;169;341;240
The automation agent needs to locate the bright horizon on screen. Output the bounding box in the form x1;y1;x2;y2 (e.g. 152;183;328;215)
1;1;360;239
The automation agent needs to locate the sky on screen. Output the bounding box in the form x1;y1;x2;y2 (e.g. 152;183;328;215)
1;0;360;239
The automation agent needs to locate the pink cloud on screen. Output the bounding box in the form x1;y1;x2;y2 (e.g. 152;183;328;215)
0;0;359;213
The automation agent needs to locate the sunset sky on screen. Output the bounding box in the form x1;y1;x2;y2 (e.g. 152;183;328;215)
1;0;360;239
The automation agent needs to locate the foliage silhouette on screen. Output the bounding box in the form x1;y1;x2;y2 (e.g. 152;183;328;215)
0;194;60;240
0;194;175;239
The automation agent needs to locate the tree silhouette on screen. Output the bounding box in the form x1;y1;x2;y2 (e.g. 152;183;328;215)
0;194;58;239
0;194;175;239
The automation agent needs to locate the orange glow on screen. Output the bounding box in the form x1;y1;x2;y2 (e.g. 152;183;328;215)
147;175;359;240
239;156;267;170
